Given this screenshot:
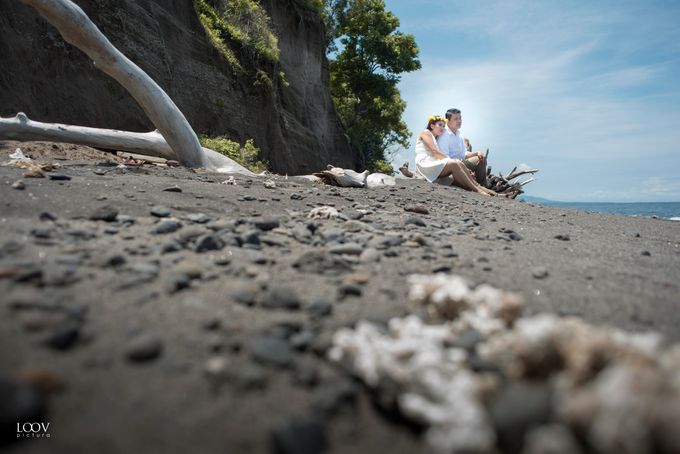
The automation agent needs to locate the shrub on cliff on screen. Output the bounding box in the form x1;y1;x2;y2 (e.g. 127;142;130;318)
199;135;270;173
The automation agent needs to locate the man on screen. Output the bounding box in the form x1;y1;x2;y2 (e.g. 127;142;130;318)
436;108;487;186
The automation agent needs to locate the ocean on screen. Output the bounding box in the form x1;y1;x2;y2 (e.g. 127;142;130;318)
522;200;680;221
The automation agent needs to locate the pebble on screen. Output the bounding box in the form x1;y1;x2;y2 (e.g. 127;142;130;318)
186;213;210;224
290;330;314;351
292;250;352;274
194;234;225;252
163;186;182;192
312;381;358;416
230;286;258;306
306;299;333;319
39;211;58;221
154;219;182;234
89;205;119;222
248;335;294;368
234;363;268;390
270;418;326;454
554;234;571;241
0;374;45;440
12;180;25;190
261;284;301;310
150;205;171;217
328;243;364;255
337;283;363;299
490;381;553;454
405;216;426;227
251;217;280;231
532;266;550;279
203;356;229;385
125;334;163;363
43;321;80;350
404;205;429;215
641;250;651;256
46;172;71;180
170;261;202;279
359;248;381;263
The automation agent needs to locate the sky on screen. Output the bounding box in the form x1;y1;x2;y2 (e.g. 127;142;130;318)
384;0;680;202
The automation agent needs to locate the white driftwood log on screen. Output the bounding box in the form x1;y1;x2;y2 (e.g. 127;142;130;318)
0;113;254;175
17;0;206;168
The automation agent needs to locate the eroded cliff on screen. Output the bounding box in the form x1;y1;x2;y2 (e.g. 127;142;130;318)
0;0;360;174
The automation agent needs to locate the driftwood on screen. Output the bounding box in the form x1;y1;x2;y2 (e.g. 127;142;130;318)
0;113;254;175
0;0;257;173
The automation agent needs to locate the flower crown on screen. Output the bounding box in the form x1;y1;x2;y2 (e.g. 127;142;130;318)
428;115;445;123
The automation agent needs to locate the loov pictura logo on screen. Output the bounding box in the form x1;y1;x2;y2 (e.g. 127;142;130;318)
16;422;50;439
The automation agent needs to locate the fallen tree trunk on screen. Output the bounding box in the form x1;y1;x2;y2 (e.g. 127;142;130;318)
0;113;254;175
17;0;206;168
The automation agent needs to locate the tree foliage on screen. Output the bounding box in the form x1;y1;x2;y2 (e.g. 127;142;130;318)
324;0;420;172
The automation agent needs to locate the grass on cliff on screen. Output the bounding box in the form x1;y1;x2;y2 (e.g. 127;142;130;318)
199;135;270;173
194;0;279;69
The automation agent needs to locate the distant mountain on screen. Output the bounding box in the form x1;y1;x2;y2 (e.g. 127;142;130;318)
517;195;562;204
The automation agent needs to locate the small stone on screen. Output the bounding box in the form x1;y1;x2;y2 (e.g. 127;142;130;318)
293;358;320;388
248;336;293;368
234;363;268;390
306;299;333;319
230;286;258;306
261;284;301;310
490;381;553;454
337;283;363;299
263;179;276;189
154;219;182;234
251;217;280;231
12;180;25;190
187;213;211;224
150;205;171;217
43;321;80;350
163;186;182;193
46;172;71;180
39;211;57;221
0;374;45;439
125;334;163;363
312;381;358;416
290;330;314;351
554;234;570;241
202;318;221;331
194;234;225;252
270;418;326;454
170;261;202;279
203;356;229;385
404;216;426;227
290;193;303;200
641;250;651;256
532;266;549;279
89;205;118;222
328;243;363;255
404;205;429;215
359;248;381;263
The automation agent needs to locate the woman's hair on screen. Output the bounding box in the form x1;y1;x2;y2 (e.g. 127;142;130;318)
426;115;446;131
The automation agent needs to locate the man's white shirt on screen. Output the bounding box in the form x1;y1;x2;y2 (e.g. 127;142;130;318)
436;125;466;160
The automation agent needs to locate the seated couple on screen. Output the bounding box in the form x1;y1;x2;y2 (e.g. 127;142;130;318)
415;108;497;196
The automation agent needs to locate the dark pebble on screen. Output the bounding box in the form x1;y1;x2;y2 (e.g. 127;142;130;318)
43;321;80;350
188;213;211;224
46;172;71;180
405;216;426;227
0;374;45;445
490;381;553;454
163;186;182;193
306;299;333;320
195;234;225;253
125;334;163;363
39;211;57;221
404;205;429;215
641;250;651;256
312;381;358;417
150;205;171;218
261;284;302;310
270;418;326;454
154;219;181;234
337;283;363;300
251;217;280;231
554;234;570;241
532;267;549;279
89;205;119;222
248;336;293;368
230;286;258;306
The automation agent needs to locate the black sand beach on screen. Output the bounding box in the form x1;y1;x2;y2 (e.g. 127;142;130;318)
2;141;679;453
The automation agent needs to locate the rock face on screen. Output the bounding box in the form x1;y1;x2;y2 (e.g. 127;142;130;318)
0;0;360;174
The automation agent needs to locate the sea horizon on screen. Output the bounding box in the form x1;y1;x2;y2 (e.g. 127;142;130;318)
519;197;680;221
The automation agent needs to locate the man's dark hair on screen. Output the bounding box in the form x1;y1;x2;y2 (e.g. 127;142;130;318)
445;108;461;119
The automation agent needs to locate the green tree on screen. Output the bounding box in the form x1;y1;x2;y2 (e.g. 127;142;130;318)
324;0;420;173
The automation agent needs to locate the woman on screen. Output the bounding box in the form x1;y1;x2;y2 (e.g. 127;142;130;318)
415;115;496;196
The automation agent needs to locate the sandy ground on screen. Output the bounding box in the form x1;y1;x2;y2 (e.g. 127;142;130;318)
1;141;679;453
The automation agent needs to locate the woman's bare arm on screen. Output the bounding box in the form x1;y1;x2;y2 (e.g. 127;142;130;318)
419;131;449;160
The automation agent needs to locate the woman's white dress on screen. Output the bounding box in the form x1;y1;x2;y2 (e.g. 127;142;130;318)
415;131;450;182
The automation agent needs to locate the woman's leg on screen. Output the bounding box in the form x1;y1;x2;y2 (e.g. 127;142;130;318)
440;161;494;195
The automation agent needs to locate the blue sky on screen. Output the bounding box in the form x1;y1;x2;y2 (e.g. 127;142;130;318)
385;0;680;202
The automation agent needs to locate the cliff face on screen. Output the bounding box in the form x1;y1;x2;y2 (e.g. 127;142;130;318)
0;0;360;174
